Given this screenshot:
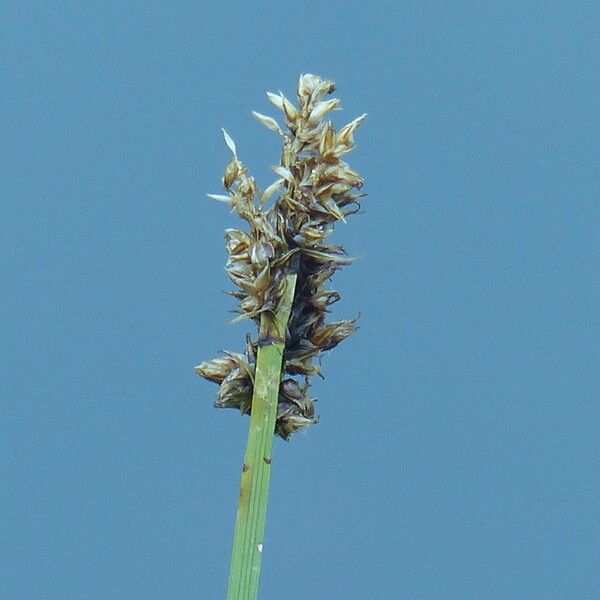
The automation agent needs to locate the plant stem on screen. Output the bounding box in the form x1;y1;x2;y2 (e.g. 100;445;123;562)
226;272;297;600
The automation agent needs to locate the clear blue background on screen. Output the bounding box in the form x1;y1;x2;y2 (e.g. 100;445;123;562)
2;2;599;598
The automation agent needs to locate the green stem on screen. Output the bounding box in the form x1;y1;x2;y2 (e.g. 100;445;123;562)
226;272;297;600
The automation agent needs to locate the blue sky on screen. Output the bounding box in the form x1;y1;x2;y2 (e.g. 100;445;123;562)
2;2;599;598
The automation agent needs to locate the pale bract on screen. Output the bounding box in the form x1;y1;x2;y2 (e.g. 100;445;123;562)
221;128;237;156
251;111;283;135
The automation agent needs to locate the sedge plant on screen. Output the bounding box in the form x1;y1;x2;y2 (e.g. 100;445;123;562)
195;73;366;600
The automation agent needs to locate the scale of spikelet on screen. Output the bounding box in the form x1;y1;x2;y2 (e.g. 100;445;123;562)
195;74;366;440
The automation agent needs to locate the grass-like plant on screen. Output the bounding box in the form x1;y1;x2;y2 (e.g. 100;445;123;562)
195;74;366;600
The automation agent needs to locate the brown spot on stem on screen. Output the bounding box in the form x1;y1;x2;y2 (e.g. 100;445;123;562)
263;457;271;465
242;463;249;472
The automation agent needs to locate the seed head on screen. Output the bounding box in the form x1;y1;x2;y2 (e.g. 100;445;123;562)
198;74;366;439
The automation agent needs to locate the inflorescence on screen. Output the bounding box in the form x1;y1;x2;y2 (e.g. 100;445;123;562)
195;74;366;440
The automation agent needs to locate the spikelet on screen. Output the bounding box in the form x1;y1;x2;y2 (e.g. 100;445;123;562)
197;74;366;439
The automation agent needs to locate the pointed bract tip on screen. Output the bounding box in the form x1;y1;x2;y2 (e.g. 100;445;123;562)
221;128;237;156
